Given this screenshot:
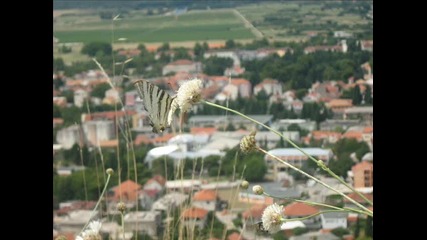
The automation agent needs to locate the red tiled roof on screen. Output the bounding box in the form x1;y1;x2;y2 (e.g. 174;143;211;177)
352;161;373;171
284;202;319;216
146;175;166;186
242;204;267;219
142;189;159;198
169;59;194;66
327;99;353;108
181;207;208;219
228;232;245;240
344;192;373;203
190;127;217;135
311;131;342;139
99;139;118;148
193;189;217;201
343;131;363;141
152;133;175;143
231;78;250;86
118;49;141;57
208;42;226;49
54;232;75;240
85;110;136;121
53;118;64;125
363;127;373;133
111;180;142;201
134;134;152;146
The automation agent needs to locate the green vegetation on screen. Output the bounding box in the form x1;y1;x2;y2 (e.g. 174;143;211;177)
54;10;255;43
236;1;372;41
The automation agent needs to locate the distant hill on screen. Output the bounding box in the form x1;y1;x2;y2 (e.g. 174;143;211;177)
53;0;260;10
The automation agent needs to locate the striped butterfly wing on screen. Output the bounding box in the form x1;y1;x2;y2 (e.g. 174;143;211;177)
133;79;176;133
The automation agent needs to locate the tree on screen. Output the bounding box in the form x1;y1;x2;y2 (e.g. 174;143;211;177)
53;104;62;118
243;153;267;181
151;157;175;180
364;85;372;105
203;56;233;75
293;227;308;236
54;58;65;72
193;42;205;61
61;106;82;126
173;47;191;60
364;216;373;238
157;42;170;52
81;42;112;57
352;85;362;105
90;83;111;99
225;122;236;131
225;39;236;49
331;227;349;238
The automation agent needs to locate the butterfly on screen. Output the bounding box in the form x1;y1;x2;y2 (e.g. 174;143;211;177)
246;221;268;234
133;79;177;133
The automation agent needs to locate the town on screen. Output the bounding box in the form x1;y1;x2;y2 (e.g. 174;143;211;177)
53;2;373;240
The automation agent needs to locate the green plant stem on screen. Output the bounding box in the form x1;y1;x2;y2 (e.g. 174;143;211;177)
121;212;125;240
79;173;112;235
263;192;368;215
258;147;372;217
202;100;373;207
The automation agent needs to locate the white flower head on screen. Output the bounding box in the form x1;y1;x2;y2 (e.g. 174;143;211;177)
261;203;285;233
176;78;203;113
77;220;102;240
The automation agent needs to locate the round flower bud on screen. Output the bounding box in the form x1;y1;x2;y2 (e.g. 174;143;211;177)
241;180;249;190
106;168;114;175
252;185;264;195
117;202;127;213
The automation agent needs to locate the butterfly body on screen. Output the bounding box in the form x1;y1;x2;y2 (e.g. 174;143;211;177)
133;79;176;133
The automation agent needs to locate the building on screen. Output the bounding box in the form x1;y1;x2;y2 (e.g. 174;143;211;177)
123;211;161;238
103;88;121;105
320;212;348;230
284;202;321;230
74;89;88;108
351;161;373;188
253;78;283;96
56;125;84;149
192;189;218;211
203;50;241;66
188;115;273;130
304;131;342;145
271;119;317;132
326;99;353;118
360;40;373;52
162;59;202;75
289;231;340;240
265;148;333;181
344;106;373;123
165;179;202;193
108;180;142;203
82;120;115;146
181;207;209;229
152;192;188;211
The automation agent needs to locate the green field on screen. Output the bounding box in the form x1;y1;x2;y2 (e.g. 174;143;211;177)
54;9;256;43
236;2;372;41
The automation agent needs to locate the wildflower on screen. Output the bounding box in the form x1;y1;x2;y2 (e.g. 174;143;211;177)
76;220;102;240
176;78;203;113
252;185;264;195
117;202;127;213
240;131;257;153
241;180;249;190
261;203;285;233
106;168;114;175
